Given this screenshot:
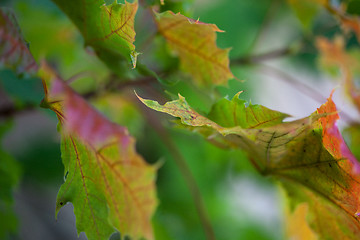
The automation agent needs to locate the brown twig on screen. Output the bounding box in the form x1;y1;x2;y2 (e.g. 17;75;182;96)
0;103;35;118
231;47;293;65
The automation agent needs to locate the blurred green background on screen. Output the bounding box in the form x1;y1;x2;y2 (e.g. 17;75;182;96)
1;0;355;239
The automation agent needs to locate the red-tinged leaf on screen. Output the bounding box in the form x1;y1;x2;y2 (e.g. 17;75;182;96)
317;91;360;172
40;63;158;240
155;11;234;86
316;36;360;113
138;92;360;239
0;8;37;75
52;0;139;72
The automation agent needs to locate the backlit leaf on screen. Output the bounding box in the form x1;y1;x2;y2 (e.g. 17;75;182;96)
207;92;290;129
0;8;37;75
40;63;158;240
52;0;139;72
155;11;234;86
138;92;360;239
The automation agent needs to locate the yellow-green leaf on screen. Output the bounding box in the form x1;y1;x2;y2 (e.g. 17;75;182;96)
155;11;234;86
52;0;139;72
138;92;360;239
40;63;158;240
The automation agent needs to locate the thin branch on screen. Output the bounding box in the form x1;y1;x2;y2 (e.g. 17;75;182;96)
139;105;216;240
259;64;327;103
231;47;293;65
83;76;158;99
0;103;36;118
247;0;280;54
257;64;356;123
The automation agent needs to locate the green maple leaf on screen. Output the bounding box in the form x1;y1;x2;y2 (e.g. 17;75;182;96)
40;63;158;240
0;8;38;75
138;92;360;240
52;0;139;74
155;11;234;86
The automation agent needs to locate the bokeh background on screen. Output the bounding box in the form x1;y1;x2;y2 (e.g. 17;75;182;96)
1;0;358;239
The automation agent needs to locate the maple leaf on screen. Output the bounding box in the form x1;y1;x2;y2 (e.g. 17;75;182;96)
52;0;139;72
316;36;360;113
138;92;360;239
0;8;37;75
40;63;158;240
155;11;234;86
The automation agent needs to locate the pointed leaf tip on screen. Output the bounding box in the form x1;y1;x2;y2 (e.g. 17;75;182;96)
155;11;233;86
52;0;138;73
142;92;360;239
317;90;360;173
40;64;158;240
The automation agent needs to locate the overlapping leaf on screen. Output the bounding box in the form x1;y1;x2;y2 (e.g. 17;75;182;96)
40;63;157;240
138;92;360;239
52;0;139;72
0;8;37;75
155;11;234;86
